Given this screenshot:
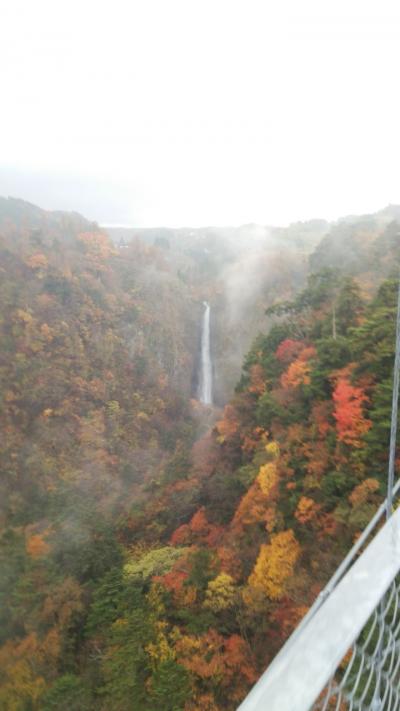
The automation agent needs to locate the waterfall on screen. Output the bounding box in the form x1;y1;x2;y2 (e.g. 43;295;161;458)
199;301;213;405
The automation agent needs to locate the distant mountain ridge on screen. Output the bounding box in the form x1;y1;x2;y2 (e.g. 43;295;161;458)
0;196;93;231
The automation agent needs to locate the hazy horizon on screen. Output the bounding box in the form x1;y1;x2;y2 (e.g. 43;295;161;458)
3;188;400;232
2;0;400;227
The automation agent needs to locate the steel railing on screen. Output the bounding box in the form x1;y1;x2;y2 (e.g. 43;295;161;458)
238;491;400;711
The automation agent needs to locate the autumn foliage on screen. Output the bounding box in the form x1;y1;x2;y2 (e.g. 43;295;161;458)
333;374;372;446
1;199;399;710
247;530;300;600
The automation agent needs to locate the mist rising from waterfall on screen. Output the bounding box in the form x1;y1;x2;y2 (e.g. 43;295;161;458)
199;301;212;405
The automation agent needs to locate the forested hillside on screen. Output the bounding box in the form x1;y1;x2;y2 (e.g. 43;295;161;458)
0;197;399;710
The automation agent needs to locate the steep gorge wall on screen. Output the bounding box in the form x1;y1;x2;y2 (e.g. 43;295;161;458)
106;222;327;405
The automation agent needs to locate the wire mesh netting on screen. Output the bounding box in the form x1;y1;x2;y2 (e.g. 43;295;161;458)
314;574;400;711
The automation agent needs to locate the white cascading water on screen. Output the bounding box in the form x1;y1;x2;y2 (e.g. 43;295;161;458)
199;301;213;405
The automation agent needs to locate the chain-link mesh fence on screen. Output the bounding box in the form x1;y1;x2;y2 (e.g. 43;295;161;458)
238;503;400;711
314;573;400;711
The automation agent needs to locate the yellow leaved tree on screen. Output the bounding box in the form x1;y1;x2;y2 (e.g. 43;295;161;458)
203;573;237;612
247;529;300;600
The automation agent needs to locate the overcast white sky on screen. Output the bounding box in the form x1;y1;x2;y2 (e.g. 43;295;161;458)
1;0;400;226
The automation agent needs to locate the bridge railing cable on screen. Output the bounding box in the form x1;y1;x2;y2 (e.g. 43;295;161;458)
387;278;400;519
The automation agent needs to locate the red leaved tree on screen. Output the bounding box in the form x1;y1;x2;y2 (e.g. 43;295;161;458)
332;376;371;447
